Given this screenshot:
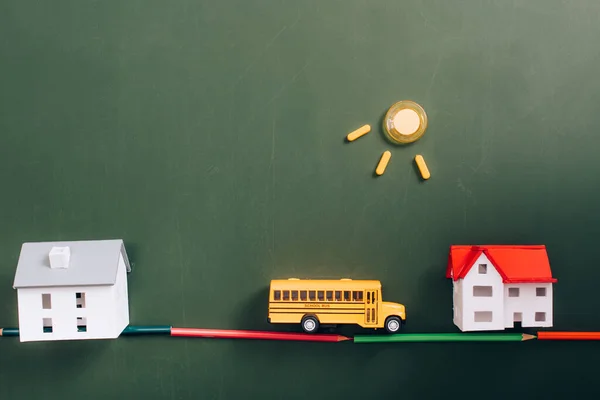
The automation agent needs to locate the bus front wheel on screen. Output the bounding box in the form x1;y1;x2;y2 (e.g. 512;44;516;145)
301;315;319;333
385;316;402;334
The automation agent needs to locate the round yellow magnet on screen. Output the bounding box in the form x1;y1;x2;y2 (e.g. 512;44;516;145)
376;151;392;176
414;154;430;180
347;124;371;142
383;100;428;145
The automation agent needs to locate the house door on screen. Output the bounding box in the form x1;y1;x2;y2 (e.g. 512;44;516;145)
365;290;378;326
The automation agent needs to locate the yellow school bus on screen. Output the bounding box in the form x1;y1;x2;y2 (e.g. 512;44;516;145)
268;278;406;333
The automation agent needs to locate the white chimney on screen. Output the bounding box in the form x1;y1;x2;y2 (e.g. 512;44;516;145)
49;246;71;269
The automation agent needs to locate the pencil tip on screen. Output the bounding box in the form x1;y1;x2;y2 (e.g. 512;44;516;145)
338;336;352;342
522;333;536;341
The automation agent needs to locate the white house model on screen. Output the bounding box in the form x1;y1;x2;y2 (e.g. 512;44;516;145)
13;239;131;342
446;245;557;332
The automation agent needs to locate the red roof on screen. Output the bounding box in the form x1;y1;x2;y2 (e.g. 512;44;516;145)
446;245;557;284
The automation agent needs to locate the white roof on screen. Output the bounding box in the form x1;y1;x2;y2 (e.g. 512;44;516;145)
13;239;131;288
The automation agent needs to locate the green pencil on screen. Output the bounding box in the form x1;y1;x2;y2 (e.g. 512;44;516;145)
0;328;19;337
0;326;172;337
353;333;535;343
121;325;171;335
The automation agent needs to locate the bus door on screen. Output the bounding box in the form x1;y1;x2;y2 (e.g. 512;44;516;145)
365;290;378;326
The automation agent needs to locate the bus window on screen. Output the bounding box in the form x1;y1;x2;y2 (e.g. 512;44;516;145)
352;291;363;301
273;290;281;301
317;291;324;301
367;310;370;322
283;290;290;301
291;291;298;301
326;291;333;301
300;291;307;301
367;292;371;304
309;291;316;301
335;291;341;301
344;291;351;301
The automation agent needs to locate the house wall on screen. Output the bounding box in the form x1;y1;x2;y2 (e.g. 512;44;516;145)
109;253;130;334
452;280;464;331
503;282;553;328
17;285;117;342
459;254;505;331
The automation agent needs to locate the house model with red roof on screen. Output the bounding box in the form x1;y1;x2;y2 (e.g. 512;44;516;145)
446;245;557;332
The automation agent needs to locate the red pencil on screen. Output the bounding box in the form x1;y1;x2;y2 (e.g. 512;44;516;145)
537;331;600;340
171;327;350;342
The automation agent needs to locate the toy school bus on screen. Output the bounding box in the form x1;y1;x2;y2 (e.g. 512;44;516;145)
268;279;406;333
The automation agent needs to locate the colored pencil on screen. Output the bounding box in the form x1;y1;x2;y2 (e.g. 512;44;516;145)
0;326;171;337
537;331;600;340
122;325;171;335
171;327;350;342
0;328;19;337
353;333;535;343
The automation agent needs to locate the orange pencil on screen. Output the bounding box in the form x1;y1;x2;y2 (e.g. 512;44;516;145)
537;331;600;340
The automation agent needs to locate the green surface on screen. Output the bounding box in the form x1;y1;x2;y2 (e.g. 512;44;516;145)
354;333;528;343
2;0;600;398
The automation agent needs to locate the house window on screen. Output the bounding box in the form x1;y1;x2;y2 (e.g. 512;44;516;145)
77;317;87;332
478;264;487;274
473;286;493;297
474;311;493;322
535;312;546;322
42;293;52;309
514;312;522;322
43;318;53;333
536;287;547;297
508;288;520;297
76;292;86;308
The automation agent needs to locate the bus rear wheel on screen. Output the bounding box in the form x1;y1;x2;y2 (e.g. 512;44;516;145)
301;315;319;333
385;316;402;334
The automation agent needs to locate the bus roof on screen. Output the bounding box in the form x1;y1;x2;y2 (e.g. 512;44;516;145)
269;279;382;290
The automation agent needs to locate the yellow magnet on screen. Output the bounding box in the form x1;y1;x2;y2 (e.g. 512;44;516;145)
375;151;392;176
415;154;430;180
347;124;371;142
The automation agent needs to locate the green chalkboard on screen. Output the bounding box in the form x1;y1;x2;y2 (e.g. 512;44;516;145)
2;0;600;398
